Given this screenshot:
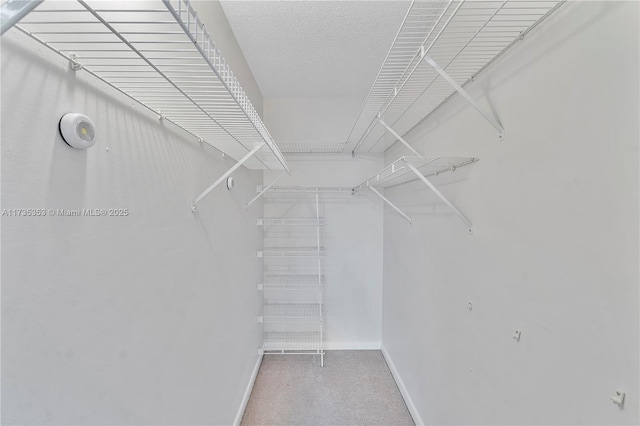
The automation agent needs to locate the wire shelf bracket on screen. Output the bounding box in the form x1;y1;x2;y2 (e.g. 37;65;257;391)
369;185;412;225
192;142;264;212
404;159;473;233
246;172;286;210
373;118;425;160
423;55;504;140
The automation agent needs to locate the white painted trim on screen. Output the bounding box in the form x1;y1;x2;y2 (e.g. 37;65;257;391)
324;341;381;350
233;352;263;426
381;344;424;426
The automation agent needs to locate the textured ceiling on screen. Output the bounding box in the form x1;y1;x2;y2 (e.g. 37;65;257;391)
220;1;411;99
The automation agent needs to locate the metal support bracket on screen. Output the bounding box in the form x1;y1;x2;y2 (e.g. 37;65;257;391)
246;171;286;210
423;55;505;140
403;159;473;233
192;142;265;212
378;118;425;159
69;53;83;71
369;185;412;224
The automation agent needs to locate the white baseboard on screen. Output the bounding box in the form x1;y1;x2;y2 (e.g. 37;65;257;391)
323;341;381;350
381;344;424;426
233;352;263;426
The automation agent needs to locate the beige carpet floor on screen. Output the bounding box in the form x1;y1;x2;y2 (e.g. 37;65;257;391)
241;350;415;426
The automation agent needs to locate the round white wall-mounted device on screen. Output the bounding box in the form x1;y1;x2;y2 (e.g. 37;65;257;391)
59;113;96;149
227;177;235;190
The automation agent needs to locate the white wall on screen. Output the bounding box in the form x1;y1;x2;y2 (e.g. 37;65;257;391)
1;29;263;425
264;98;364;144
264;157;384;349
382;2;639;425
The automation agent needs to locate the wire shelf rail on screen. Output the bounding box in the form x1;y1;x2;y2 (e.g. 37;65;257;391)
12;0;289;173
347;0;564;154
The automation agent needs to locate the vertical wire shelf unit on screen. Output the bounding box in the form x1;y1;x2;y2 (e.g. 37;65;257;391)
257;189;325;366
8;0;290;174
347;0;565;154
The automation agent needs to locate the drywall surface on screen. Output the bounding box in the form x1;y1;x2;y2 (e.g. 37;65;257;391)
264;97;364;146
382;2;639;425
1;29;263;425
263;157;384;349
220;1;410;98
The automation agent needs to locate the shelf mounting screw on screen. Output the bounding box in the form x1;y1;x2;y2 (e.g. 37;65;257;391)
512;329;522;342
610;390;625;408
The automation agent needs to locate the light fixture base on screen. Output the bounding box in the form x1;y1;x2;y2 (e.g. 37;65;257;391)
59;113;96;149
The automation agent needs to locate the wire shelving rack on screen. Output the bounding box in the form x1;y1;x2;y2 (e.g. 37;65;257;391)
347;0;565;154
258;189;325;365
355;156;479;231
10;0;290;173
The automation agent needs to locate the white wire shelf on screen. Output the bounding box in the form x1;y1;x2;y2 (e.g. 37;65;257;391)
347;0;564;154
257;218;326;227
12;0;289;171
356;156;478;230
258;247;325;258
278;140;347;154
263;294;321;305
260;303;322;322
262;186;354;194
259;284;323;292
262;274;324;286
355;156;478;191
263;331;322;351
